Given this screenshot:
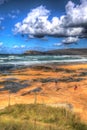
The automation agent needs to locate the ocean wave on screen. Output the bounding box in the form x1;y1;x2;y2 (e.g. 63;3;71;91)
0;59;87;66
0;60;4;62
0;55;87;66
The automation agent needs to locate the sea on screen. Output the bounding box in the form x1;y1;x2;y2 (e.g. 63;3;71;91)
0;55;87;67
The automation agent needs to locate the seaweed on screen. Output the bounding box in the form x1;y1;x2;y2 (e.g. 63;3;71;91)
0;81;30;93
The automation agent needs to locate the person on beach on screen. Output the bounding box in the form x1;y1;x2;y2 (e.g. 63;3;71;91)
74;85;78;90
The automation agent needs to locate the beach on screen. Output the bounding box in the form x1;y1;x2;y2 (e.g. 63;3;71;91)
0;61;87;122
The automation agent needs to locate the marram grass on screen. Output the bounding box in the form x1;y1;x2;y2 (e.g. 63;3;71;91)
0;104;87;130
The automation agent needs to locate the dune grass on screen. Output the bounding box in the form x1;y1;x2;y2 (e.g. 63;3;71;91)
0;104;87;130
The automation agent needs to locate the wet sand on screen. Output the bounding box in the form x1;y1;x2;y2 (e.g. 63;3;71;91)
0;63;87;122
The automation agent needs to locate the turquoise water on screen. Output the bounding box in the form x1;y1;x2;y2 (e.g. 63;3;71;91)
0;55;87;66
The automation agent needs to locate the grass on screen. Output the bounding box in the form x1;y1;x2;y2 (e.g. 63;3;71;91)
0;104;87;130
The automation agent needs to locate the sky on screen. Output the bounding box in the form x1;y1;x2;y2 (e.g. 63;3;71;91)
0;0;87;54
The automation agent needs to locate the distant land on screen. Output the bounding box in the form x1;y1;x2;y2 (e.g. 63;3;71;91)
24;48;87;55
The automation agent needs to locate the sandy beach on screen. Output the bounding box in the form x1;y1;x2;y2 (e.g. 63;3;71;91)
0;63;87;122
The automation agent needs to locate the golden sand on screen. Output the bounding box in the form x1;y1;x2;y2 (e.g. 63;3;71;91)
0;63;87;122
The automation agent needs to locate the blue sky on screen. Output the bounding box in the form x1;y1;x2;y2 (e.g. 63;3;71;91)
0;0;87;54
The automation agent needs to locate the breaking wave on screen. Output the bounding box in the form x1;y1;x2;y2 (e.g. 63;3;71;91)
0;55;87;66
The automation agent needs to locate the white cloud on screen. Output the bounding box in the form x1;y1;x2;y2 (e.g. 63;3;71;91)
14;6;51;37
13;45;19;49
54;37;79;46
14;5;83;38
13;45;26;49
0;42;3;46
21;45;25;48
54;43;62;46
62;37;79;45
63;0;87;27
14;1;87;40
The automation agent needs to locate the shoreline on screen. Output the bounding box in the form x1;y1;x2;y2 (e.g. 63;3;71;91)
0;61;87;71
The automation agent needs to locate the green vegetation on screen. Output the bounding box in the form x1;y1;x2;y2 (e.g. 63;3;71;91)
0;104;87;130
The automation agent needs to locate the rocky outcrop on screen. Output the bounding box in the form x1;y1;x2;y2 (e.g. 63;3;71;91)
24;48;87;55
24;50;45;55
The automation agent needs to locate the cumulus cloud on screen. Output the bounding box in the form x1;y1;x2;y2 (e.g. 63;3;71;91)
14;1;87;41
14;6;51;37
63;0;87;27
62;37;79;45
14;5;84;38
54;37;79;47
